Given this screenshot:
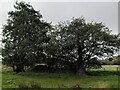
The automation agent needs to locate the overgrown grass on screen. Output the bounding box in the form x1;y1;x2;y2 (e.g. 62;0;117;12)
2;65;120;88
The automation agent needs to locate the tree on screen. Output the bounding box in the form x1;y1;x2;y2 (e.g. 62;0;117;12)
2;1;51;72
113;55;120;65
116;55;120;65
49;17;120;75
44;22;77;72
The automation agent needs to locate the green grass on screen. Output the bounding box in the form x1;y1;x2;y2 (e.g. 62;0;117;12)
2;65;120;88
90;65;119;71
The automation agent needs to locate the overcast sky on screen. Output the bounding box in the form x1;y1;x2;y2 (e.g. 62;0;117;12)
0;1;119;45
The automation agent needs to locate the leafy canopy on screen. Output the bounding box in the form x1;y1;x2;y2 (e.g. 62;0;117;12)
2;1;51;71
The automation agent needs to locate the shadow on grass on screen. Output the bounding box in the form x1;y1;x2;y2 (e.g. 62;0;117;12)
87;71;119;76
3;70;119;78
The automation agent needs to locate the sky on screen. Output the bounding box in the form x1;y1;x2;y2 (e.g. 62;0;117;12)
0;0;119;47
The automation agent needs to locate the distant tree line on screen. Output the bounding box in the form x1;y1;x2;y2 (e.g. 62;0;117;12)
100;55;120;65
2;1;120;74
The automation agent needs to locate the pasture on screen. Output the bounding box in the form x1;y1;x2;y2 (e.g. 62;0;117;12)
2;65;120;88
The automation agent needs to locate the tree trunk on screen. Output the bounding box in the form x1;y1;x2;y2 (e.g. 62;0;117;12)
12;65;16;72
13;65;25;73
76;68;87;76
76;39;87;75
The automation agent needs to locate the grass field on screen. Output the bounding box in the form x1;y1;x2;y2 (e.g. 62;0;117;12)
2;65;120;88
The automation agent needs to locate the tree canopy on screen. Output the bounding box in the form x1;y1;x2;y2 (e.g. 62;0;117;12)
45;17;120;74
2;1;120;74
2;1;51;72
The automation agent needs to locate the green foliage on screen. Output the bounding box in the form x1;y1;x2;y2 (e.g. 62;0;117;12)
2;1;120;73
115;55;120;65
100;55;120;65
46;17;120;73
2;1;51;72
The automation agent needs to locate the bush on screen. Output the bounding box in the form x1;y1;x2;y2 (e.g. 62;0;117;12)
100;60;111;65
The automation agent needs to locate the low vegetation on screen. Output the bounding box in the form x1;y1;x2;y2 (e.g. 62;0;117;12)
2;65;119;88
